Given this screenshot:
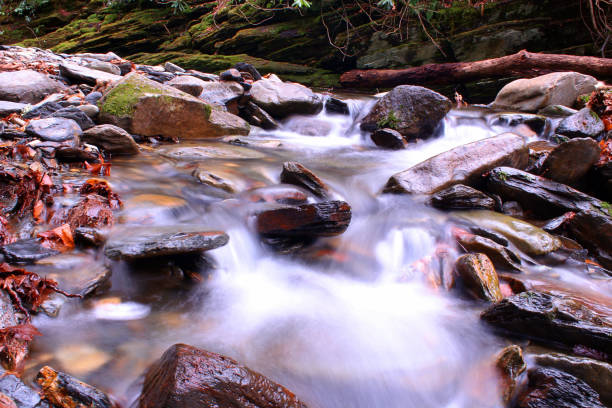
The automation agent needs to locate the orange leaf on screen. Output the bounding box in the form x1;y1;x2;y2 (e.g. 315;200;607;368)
37;224;74;251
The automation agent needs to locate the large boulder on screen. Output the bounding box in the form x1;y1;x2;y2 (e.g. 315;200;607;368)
360;85;451;140
98;73;249;139
383;133;528;195
491;72;598;112
139;343;308;408
0;70;66;104
481;291;612;354
556;108;605;139
250;78;323;118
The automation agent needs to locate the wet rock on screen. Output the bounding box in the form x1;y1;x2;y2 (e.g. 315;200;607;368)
256;201;351;238
74;227;108;247
198;81;243;109
495;345;526;404
532;352;612;406
104;227;229;260
0;367;47;408
22;101;64;119
244;185;309;205
50;107;95;130
0;101;26;116
454;253;502;302
192;168;237;193
455;210;560;256
430;184;496;211
566;210;612;270
251;78;323;118
538;105;578;117
360;85;451;140
515;367;605;408
384;133;528;195
164;61;185;73
280;162;331;199
556;108;605;139
37;366;113;408
371;128;406;150
501;201;524;218
34;254;111;297
285;118;332;137
25;118;82;143
234;62;262;81
166;75;206;97
76;104;99;118
59;62;121;85
139;343;307;408
0;70;66;104
62;194;115;232
540;138;601;184
486;167;609;217
55;145;99;163
1;239;59;264
159;143;265;161
481;291;612;354
98;73;249;138
491;72;597;112
239;101;279;130
220;68;243;82
456;233;522;272
491;113;549;136
82;124;139;155
325;97;350;115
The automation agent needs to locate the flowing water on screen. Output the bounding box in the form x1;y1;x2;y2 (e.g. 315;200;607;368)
24;96;606;407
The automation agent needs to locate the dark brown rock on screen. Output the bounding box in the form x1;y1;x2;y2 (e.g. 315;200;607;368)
371;128;406;150
556;108;605;139
138;343;308;408
430;184;496;211
456;233;522;272
540;138;601;185
36;366;113;408
256;201;351;238
566;210;612;270
239;101;279;130
280;162;331;199
220;68;243;82
454;253;502;302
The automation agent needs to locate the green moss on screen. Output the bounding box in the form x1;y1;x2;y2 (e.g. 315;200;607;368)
377;111;400;130
99;79;164;117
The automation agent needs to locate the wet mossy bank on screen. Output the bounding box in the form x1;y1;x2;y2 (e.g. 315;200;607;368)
0;0;602;91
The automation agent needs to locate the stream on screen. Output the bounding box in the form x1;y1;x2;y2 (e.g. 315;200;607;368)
20;95;600;408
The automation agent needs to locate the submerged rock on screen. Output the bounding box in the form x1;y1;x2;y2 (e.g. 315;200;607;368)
256;201;351;238
481;291;612;354
25;118;82;143
515;367;605;408
360;85;451;140
250;78;322;118
82;124;139;155
139;343;308;408
1;239;59;264
491;72;597;112
384;133;528;195
98;73;249;139
540;137;601;184
454;253;502;302
430;184;496;211
556;108;605;139
0;70;66;104
192;167;237;194
37;366;113;408
104;227;229;260
280;162;331;199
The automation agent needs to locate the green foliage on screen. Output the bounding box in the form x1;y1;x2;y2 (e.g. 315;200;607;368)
105;0;190;15
601;201;612;216
377;111;399;129
291;0;311;7
7;0;49;21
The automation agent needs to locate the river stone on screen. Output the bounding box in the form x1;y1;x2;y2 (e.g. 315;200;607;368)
98;73;249;139
496;345;526;404
239;101;278;130
532;353;612;406
455;253;502;302
22;101;63;119
430;184;496;211
159;143;265;161
280;162;331;199
515;367;605;408
325;97;350;115
166;75;207;97
491;72;598;112
538;105;578;117
59;62;121;85
1;238;59;264
220;68;243;82
250;78;323;118
0;70;66;104
0;101;26;116
234;62;262;81
540;138;601;184
481;291;612;354
556;108;605;139
0;367;47;408
82;124;139;155
85;91;103;105
384;133;528;195
192;168;237;193
25;118;82;142
104;227;229;260
198;81;243;109
456;233;522;272
34;254;111;297
371;128;406;149
256;201;351;237
455;210;560;256
50;107;95;130
37;366;113;408
77;104;100;118
566;209;612;270
139;343;308;408
164;61;185;73
84;59;122;76
360;85;451;140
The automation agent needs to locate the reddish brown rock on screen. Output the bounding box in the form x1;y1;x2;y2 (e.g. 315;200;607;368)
280;162;331;199
139;343;308;408
495;345;526;404
454;253;503;302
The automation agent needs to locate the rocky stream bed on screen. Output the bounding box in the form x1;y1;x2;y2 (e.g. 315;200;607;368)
0;45;611;408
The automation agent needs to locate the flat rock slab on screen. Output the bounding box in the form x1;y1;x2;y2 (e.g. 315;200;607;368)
384;133;528;195
33;254;111;297
0;101;26;116
25;118;82;142
59;62;121;85
159;144;265;161
0;70;66;104
1;238;59;264
50;107;95;130
430;184;496;211
482;291;612;355
105;227;229;260
139;343;308;408
256;201;351;237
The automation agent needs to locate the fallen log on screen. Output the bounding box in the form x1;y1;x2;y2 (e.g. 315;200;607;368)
340;50;612;89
